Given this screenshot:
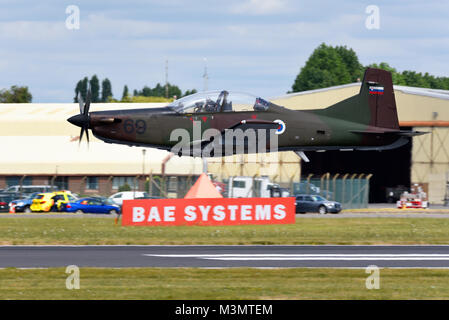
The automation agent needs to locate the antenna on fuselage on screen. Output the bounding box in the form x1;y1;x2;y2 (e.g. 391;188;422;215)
165;59;169;99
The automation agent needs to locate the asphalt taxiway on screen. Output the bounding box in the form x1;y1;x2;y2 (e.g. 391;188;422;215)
2;245;449;268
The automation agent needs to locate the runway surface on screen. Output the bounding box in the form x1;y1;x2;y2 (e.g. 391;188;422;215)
2;245;449;268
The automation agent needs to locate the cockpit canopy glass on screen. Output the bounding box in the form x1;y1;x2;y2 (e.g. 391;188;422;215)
167;90;271;113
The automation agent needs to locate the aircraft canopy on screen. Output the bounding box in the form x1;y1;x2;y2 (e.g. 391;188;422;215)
167;90;271;114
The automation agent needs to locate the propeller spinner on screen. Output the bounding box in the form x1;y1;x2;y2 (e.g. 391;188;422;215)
68;89;91;145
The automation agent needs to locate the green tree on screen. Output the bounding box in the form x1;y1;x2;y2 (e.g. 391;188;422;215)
74;80;82;103
291;43;353;92
167;83;182;99
74;77;89;102
368;62;449;89
122;85;129;101
152;83;165;97
334;45;364;82
140;86;152;97
101;78;113;102
89;75;100;102
183;89;198;97
0;85;32;103
367;62;405;85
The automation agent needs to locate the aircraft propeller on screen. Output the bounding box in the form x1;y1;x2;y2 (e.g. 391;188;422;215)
68;89;92;145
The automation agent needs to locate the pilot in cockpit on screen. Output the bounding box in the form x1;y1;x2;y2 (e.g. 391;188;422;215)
189;90;268;113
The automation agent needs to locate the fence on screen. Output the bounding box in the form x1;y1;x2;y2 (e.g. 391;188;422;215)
295;173;372;209
144;172;372;209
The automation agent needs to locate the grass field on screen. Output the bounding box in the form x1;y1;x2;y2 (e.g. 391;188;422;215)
2;217;449;300
1;216;449;245
1;267;448;299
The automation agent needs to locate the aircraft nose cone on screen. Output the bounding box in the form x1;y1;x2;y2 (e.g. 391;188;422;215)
67;114;88;128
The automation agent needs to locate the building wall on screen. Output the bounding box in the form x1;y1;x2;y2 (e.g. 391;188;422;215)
411;126;449;203
207;151;301;186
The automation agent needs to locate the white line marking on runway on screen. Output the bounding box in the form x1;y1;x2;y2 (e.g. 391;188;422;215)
143;254;449;261
203;257;449;261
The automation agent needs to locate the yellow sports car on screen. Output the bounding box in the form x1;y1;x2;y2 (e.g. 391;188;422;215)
30;191;77;212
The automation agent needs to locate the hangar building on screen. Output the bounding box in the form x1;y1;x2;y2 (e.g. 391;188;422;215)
0;103;204;197
0;82;448;203
272;83;449;203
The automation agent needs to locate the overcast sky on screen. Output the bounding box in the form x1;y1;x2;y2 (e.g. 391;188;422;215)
0;0;448;102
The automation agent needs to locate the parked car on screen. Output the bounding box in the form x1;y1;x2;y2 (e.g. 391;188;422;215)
0;196;12;212
1;185;58;195
30;191;78;212
62;197;120;214
109;191;149;206
295;194;342;214
9;192;41;213
135;195;162;200
0;200;7;212
0;194;25;212
293;182;334;200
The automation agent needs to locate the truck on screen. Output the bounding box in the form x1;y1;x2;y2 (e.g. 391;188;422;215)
227;176;290;198
396;184;429;209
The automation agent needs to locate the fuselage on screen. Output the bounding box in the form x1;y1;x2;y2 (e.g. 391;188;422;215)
86;103;403;156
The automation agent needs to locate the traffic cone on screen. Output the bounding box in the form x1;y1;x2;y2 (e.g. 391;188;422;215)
9;205;15;214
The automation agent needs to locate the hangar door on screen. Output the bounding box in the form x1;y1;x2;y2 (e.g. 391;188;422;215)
300;133;412;203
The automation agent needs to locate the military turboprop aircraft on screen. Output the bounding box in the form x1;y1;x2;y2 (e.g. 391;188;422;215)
68;68;423;161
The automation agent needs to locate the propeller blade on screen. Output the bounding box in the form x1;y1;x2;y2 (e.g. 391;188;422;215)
79;127;85;145
86;128;90;144
78;92;84;114
84;88;91;115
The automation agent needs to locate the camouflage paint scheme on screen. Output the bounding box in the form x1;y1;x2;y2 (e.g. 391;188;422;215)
68;68;422;157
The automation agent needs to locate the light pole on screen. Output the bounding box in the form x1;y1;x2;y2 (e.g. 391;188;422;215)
142;149;146;175
203;57;208;92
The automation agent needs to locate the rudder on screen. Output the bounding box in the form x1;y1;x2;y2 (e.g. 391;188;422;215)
361;68;399;130
315;67;400;130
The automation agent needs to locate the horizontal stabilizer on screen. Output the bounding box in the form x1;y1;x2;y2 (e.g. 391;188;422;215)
351;129;427;137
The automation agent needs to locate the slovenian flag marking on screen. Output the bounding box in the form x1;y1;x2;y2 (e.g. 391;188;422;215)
369;86;384;95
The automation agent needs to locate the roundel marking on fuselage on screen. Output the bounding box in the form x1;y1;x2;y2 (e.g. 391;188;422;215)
273;119;286;135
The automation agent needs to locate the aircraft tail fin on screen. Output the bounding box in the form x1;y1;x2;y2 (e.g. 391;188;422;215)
317;68;400;130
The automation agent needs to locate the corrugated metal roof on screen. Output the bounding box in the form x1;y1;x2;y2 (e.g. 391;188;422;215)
272;83;449;101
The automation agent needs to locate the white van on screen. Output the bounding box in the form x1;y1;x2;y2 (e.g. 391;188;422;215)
228;176;290;198
109;191;149;206
1;185;58;194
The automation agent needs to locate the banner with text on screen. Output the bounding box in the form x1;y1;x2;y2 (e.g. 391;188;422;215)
122;197;295;226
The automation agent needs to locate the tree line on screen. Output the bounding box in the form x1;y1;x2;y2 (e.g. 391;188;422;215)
3;43;449;103
73;75;197;103
0;86;32;103
291;43;449;92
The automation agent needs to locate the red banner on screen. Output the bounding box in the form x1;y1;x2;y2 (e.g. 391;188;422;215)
122;197;295;226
